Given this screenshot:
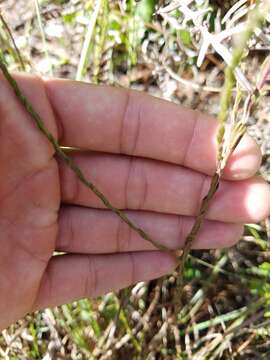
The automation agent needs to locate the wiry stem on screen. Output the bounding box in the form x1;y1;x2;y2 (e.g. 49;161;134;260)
216;2;267;164
0;56;169;253
173;1;270;314
173;127;245;312
0;13;25;71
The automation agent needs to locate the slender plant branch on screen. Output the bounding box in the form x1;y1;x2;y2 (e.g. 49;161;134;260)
173;1;270;314
216;2;267;165
0;55;170;253
0;13;26;71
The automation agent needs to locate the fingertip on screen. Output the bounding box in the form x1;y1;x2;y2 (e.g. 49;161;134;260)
161;252;178;272
245;177;270;223
220;223;244;248
223;134;262;180
138;251;177;279
192;220;244;249
231;223;244;244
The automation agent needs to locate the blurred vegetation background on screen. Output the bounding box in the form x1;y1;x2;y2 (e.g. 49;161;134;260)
1;0;270;359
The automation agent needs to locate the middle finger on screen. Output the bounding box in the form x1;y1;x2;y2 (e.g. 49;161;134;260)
59;153;270;223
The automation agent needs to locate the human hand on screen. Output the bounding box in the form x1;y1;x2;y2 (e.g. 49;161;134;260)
1;74;269;330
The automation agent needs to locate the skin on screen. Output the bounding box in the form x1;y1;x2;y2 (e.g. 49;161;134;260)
0;73;270;331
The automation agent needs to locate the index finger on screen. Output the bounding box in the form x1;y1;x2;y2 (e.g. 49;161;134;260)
44;79;261;180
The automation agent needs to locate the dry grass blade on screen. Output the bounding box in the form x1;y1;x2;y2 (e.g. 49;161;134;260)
164;65;222;93
257;54;270;91
76;0;102;81
34;0;52;75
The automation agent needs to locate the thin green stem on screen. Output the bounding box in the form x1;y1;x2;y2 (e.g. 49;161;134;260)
0;56;169;253
174;1;270;315
0;13;25;71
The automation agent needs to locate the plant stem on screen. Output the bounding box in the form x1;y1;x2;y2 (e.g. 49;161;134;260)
173;1;270;314
0;56;169;253
0;13;25;71
216;2;268;163
92;0;109;83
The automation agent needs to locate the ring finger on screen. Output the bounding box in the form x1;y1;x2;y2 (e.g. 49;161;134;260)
56;206;244;254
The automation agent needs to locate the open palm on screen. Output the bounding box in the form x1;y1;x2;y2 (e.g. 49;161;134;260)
1;74;269;330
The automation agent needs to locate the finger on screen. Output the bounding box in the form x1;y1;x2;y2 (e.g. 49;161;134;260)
33;252;176;310
44;79;261;180
57;206;243;253
59;153;270;223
